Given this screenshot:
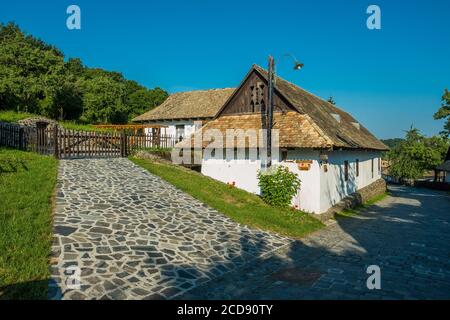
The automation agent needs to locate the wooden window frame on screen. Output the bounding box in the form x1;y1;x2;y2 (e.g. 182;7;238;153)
356;159;359;177
371;158;374;178
281;149;288;162
344;160;349;182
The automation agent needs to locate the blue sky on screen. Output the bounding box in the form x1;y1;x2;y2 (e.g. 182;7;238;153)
1;0;449;139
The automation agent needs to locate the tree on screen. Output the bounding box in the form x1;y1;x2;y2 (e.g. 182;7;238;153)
0;23;65;113
78;75;127;124
125;85;168;120
0;22;169;124
387;126;448;182
433;89;450;138
380;138;404;149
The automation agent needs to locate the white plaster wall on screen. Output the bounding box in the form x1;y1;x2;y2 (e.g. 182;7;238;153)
201;148;383;215
319;150;382;213
201;150;263;194
201;148;322;214
283;149;321;214
144;120;198;138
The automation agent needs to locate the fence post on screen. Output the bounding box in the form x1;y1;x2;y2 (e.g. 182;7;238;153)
54;125;59;159
18;127;24;150
120;131;127;157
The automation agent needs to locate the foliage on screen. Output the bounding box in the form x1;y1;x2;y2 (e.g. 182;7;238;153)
0;111;111;132
257;165;301;208
433;89;450;138
0;22;168;124
387;127;449;181
131;158;323;239
0;110;35;123
141;146;173;153
381;138;404;149
0;148;58;299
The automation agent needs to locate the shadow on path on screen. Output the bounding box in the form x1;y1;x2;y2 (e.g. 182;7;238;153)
178;185;450;300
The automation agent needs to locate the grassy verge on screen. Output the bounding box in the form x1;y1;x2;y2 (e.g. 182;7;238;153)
0;110;35;123
0;148;58;299
0;110;111;132
335;192;389;218
140;147;173;153
130;157;324;239
57;120;111;132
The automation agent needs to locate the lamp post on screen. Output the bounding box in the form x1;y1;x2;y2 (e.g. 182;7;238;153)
266;54;303;168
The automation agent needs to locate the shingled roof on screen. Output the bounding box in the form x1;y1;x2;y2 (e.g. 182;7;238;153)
132;88;235;122
177;111;333;149
179;64;388;151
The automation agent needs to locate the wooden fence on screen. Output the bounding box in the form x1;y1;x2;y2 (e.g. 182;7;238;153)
0;122;177;159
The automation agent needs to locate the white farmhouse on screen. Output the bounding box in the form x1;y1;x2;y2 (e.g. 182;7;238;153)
132;88;234;141
180;65;389;215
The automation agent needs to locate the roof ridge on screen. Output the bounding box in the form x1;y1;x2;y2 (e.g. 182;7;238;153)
253;64;345;111
172;87;235;94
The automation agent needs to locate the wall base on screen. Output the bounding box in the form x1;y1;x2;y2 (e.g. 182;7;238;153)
315;178;387;222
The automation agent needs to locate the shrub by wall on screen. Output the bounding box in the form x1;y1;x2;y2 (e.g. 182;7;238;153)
258;165;301;208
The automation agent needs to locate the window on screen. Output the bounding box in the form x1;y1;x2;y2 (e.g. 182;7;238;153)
211;149;216;159
356;159;359;177
281;149;288;161
378;158;381;175
245;148;249;160
233;148;237;160
344;161;349;181
371;158;374;178
175;125;185;142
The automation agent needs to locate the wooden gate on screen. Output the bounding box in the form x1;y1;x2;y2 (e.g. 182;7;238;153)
0;122;177;159
56;129;123;159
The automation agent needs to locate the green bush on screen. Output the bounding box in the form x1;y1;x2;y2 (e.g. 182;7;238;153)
258;165;301;208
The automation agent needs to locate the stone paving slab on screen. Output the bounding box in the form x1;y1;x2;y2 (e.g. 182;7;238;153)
179;185;450;300
49;158;291;300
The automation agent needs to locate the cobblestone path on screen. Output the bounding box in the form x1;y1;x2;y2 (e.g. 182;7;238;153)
49;158;290;300
180;185;450;300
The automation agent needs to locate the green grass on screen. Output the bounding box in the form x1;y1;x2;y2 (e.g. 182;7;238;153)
0;110;35;123
140;146;173;153
57;120;111;132
0;148;58;300
0;110;111;132
335;192;389;218
131;157;324;239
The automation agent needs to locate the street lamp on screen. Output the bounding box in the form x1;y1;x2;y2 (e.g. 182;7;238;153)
266;54;303;168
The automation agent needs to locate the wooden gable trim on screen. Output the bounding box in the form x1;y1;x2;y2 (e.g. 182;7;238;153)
214;66;256;119
214;65;298;119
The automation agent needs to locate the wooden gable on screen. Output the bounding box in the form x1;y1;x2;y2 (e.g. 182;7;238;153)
217;68;295;117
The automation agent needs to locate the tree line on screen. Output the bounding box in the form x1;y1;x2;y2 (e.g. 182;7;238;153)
385;91;450;182
0;23;168;124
